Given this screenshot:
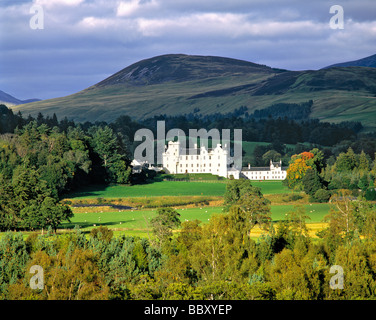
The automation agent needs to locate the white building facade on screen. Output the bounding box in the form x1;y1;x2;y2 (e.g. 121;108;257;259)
162;141;232;178
241;160;287;180
161;141;288;180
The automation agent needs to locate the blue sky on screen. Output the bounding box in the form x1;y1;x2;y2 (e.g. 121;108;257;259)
0;0;375;100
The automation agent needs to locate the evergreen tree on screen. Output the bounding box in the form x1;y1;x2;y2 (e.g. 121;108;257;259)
302;168;323;196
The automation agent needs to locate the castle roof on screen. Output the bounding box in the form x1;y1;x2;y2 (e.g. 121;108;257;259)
242;167;270;172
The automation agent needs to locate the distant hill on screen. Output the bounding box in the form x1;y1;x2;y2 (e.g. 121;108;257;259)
324;54;376;69
95;54;280;87
12;54;376;131
0;90;40;106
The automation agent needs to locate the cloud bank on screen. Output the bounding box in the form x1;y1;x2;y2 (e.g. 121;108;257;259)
0;0;375;99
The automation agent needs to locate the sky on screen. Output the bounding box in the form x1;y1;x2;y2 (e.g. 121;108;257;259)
0;0;375;100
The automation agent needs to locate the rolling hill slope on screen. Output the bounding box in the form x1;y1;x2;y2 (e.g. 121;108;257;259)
0;90;40;106
324;53;376;69
12;54;376;131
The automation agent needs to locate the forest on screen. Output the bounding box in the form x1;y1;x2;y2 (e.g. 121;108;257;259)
1;180;376;300
0;104;376;300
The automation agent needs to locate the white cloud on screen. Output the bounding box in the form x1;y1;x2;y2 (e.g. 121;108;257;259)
135;13;325;39
117;0;158;17
34;0;85;8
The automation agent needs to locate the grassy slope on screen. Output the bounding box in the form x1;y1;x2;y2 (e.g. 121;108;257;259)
61;180;329;238
12;56;376;131
64;180;288;199
66;181;227;198
63;203;329;238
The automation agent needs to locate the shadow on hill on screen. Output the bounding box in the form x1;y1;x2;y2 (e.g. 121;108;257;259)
72;204;137;210
60;218;140;230
61;184;111;199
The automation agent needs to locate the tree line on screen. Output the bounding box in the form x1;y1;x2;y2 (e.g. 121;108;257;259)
285;147;376;202
1;179;376;300
0;108;133;232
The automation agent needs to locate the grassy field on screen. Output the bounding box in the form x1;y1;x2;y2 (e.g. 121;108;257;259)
15;178;328;240
61;200;330;238
65;181;227;198
65;180;289;200
60;180;324;238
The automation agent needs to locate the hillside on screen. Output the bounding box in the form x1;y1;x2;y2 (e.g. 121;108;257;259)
12;54;376;131
324;53;376;69
0;90;40;106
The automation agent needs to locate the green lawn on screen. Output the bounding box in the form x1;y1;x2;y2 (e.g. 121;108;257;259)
60;180;324;238
65;180;288;199
62;203;330;237
66;181;227;198
251;181;289;194
271;203;329;223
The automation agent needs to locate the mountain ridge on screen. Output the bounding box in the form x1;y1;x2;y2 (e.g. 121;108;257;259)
92;54;282;88
0;90;41;106
324;53;376;69
11;53;376;131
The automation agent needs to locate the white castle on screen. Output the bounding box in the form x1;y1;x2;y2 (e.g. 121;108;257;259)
160;140;287;180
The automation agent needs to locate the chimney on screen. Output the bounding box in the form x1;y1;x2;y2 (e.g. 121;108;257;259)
248;163;251;169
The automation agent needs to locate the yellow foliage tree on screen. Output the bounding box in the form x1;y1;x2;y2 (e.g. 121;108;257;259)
286;152;314;190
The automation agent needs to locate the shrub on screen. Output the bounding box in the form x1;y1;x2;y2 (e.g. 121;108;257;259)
312;189;331;203
365;188;376;201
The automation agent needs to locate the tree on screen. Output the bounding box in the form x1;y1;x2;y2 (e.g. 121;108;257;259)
306;148;325;173
285;205;311;236
286;151;314;190
302;168;323;196
89;126;131;184
223;179;257;211
262;150;281;166
358;150;370;171
335;147;358;172
90;126;120;168
90;226;113;243
39;197;73;233
150;207;181;245
232;189;272;233
325;189;360;242
313;189;331;203
0;233;29;295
